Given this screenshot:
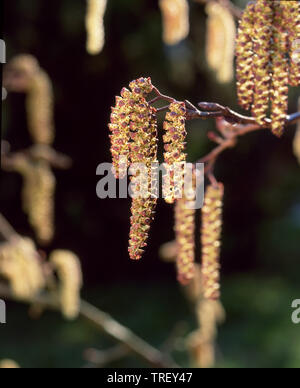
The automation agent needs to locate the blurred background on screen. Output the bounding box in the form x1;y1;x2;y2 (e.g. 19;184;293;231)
0;0;300;368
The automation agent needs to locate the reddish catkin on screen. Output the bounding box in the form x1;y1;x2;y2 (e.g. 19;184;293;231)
270;4;289;137
236;1;255;110
251;0;274;125
174;197;196;285
163;102;187;204
281;1;300;87
201;184;224;300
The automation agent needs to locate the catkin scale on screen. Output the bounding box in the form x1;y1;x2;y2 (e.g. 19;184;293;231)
159;0;189;46
205;2;236;84
49;250;82;320
85;0;107;55
201;184;224;300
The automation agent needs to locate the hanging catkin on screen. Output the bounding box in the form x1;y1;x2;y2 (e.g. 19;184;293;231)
49;250;83;320
85;0;107;55
159;0;189;46
205;2;236;84
0;237;45;300
201;183;224;300
13;156;55;245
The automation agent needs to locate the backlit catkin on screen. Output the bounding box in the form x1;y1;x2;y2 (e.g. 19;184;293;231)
13;157;55;245
5;55;54;145
49;250;82;320
236;2;255;110
0;360;20;369
159;0;189;46
85;0;107;55
163;102;187;204
0;238;45;300
205;2;236;84
201;183;224;300
174;197;196;285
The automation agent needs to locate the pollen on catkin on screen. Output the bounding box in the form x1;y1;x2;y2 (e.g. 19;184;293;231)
205;2;236;84
236;1;255;110
0;237;45;300
13;156;55;245
174;197;196;285
159;0;189;46
49;250;83;320
85;0;107;55
201;183;224;300
4;55;54;145
163;101;187;204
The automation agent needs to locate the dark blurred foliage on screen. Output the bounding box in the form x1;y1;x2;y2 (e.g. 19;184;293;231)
0;0;300;368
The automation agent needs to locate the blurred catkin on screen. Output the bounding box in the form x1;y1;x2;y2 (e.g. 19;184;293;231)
205;1;236;84
49;250;83;320
0;360;20;369
85;0;107;55
5;55;54;145
0;237;45;300
159;0;189;46
163;101;187;204
201;183;224;300
293;98;300;165
13;157;55;245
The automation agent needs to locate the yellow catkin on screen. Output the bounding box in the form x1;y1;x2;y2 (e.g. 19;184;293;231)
201;183;224;300
281;0;300;87
174;197;196;285
13;157;55;245
5;55;54;145
0;360;20;369
293;98;300;165
49;250;83;320
163;102;187;204
251;0;274;125
270;3;289;137
85;0;107;55
159;0;189;46
205;2;236;84
0;237;45;300
236;1;255;110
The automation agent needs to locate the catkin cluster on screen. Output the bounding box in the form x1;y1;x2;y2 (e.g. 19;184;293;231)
85;0;107;55
205;2;236;84
201;184;224;300
5;55;55;145
50;250;83;320
0;237;45;300
159;0;189;46
236;0;300;137
109;78;158;261
13;157;55;246
163;102;187;204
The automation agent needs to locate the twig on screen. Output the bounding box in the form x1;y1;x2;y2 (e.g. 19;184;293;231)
193;0;243;19
83;346;130;368
0;213;19;241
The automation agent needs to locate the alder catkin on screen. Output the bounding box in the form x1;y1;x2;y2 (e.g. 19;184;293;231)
205;2;236;84
159;0;189;46
0;360;20;369
236;1;255;110
85;0;107;55
163;101;187;204
49;250;83;320
0;237;45;300
201;183;224;300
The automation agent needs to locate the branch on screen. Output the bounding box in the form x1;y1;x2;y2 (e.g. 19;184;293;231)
0;213;19;242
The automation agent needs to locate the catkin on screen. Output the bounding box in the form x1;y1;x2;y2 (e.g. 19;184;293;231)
49;250;83;320
236;1;255;110
13;157;55;245
0;360;20;369
201;183;224;300
5;55;54;145
163;101;187;204
205;2;236;84
0;237;45;300
293;98;300;165
85;0;107;55
174;197;196;285
159;0;189;46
